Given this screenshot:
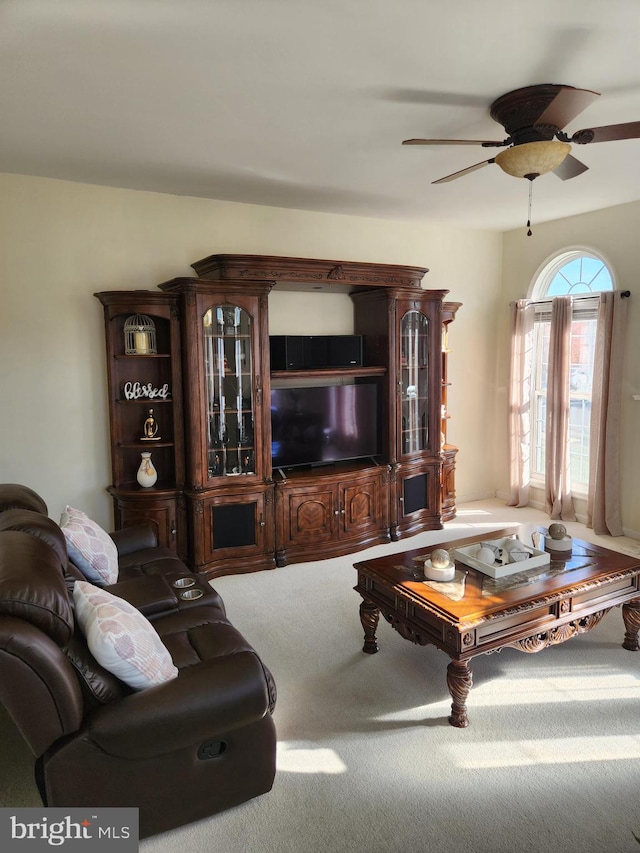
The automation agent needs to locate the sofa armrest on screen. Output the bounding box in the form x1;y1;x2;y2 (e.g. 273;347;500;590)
103;575;179;617
85;651;271;759
110;524;158;556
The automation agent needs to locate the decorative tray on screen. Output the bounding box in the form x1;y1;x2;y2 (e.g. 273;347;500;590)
452;537;551;579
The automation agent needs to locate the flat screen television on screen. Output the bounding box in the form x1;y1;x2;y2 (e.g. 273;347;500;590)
271;383;380;469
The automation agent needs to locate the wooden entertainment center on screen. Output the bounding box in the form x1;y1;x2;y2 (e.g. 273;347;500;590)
96;254;461;578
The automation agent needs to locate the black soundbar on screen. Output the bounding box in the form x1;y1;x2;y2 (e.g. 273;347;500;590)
269;335;363;370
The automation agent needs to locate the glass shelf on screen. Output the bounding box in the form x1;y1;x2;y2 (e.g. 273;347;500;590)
203;304;255;478
400;310;429;455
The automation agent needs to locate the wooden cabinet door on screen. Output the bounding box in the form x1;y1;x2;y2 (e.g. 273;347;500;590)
398;307;431;459
395;294;444;462
278;483;338;550
111;492;185;557
158;278;272;491
274;466;390;565
395;461;441;538
189;486;275;576
339;472;384;540
190;289;269;489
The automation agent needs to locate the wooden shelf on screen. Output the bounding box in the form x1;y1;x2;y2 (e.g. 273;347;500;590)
95;290;187;557
271;365;386;381
115;353;171;359
118;441;175;449
108;481;181;495
116;398;173;405
272;458;385;481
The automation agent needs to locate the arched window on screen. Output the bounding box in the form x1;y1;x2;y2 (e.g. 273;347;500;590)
529;249;616;491
532;250;614;298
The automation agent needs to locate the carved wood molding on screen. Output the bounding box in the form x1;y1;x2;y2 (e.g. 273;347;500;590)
508;609;608;653
239;267;324;282
189;254;429;289
381;609;431;647
456;568;640;632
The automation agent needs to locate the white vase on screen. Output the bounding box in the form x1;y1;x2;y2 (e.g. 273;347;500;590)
136;451;158;488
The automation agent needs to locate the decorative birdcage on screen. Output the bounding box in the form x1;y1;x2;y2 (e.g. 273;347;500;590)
124;314;157;355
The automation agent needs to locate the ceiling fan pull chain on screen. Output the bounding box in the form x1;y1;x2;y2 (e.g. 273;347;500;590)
526;178;533;236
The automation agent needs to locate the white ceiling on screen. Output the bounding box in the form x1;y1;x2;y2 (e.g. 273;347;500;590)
3;0;640;231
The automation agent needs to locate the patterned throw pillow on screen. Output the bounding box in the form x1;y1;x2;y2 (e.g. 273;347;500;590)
60;506;119;585
73;580;178;691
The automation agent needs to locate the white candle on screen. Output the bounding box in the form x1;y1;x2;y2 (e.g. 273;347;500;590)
134;331;148;354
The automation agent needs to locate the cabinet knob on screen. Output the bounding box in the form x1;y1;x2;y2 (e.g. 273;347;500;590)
334;510;340;515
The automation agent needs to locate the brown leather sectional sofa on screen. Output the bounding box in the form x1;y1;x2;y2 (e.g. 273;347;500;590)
0;484;277;838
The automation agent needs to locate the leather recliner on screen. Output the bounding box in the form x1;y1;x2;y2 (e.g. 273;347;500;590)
0;482;48;515
0;482;189;583
0;529;277;838
0;506;225;617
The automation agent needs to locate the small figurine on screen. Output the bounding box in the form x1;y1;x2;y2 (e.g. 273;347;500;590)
241;450;254;473
210;452;221;476
141;408;161;441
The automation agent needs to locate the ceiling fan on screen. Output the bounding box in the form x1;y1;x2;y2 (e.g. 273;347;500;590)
402;83;640;184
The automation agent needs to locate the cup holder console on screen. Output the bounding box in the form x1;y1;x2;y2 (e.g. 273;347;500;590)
173;577;196;589
179;588;204;601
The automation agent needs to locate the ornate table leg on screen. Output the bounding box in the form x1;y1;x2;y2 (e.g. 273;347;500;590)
622;598;640;651
359;598;380;654
447;659;473;728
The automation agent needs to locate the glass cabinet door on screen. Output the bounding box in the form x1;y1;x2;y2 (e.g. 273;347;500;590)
400;310;429;455
203;305;255;478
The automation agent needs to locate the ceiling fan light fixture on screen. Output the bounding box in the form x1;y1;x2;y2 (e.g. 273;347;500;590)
494;140;571;179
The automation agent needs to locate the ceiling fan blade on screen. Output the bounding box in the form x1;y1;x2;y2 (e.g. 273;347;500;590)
553;154;589;180
535;86;600;129
403;138;505;146
432;158;495;184
571;120;640;143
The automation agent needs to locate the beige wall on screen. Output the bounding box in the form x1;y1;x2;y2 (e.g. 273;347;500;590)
0;173;502;528
499;201;640;537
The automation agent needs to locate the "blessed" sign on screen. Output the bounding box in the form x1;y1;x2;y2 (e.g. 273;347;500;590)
123;381;171;400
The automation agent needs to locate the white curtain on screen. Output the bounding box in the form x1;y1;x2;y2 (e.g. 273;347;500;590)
507;299;534;507
508;290;628;531
587;291;628;536
545;296;576;520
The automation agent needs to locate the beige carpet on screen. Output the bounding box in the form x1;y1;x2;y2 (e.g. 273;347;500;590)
2;499;640;852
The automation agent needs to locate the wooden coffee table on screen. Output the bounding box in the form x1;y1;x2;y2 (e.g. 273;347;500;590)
354;526;640;727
